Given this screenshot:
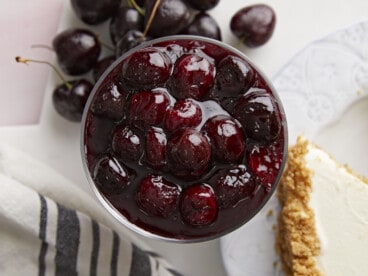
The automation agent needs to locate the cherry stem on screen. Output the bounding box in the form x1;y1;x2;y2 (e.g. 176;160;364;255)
142;0;161;39
96;36;115;52
31;44;54;51
15;56;72;90
236;34;248;49
128;0;144;16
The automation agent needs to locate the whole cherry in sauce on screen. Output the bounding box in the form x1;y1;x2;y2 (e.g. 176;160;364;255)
167;128;212;180
94;154;133;195
164;99;202;132
83;38;286;240
136;174;181;217
203;115;245;164
169;53;215;100
180;184;218;226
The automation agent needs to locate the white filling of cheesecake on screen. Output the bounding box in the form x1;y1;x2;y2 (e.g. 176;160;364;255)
305;145;368;276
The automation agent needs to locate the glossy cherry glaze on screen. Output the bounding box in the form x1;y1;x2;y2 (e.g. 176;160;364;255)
82;36;287;241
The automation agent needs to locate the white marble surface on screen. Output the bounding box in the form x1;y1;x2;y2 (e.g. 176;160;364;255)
1;1;368;275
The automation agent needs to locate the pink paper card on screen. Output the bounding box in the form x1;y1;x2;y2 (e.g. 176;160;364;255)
0;0;64;126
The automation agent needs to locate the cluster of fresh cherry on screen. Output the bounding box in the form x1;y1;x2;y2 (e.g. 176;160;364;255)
17;0;276;123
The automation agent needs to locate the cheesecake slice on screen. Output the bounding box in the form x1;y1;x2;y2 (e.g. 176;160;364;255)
276;137;368;276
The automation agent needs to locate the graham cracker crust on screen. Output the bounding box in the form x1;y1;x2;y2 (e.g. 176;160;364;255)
275;137;322;276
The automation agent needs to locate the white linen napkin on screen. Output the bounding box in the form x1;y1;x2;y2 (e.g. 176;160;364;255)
0;143;181;276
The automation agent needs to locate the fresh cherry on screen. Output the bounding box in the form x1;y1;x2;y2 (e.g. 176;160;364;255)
203;115;245;163
71;0;121;25
109;6;144;45
164;99;202;132
136;174;181;217
52;28;101;76
52;79;93;122
144;0;190;37
94;154;133;195
230;4;276;47
167;128;211;180
15;56;93;122
170;53;215;100
180;184;218;226
184;0;220;11
129;89;170;130
115;30;150;58
181;12;222;41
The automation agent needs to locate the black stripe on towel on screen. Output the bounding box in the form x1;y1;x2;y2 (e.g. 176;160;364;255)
38;194;48;276
55;203;80;276
111;231;119;276
130;244;151;276
90;220;100;276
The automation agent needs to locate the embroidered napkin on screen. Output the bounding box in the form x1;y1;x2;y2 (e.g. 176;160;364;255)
0;144;181;276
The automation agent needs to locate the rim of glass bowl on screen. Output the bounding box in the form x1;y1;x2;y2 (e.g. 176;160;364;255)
80;35;288;243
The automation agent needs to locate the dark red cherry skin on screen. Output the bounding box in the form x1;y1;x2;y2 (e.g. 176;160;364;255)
115;30;150;58
213;165;256;209
203;115;245;163
230;4;276;47
52;79;93;122
234;90;281;142
184;0;220;11
144;0;190;37
145;127;167;169
71;0;121;25
129;90;169;130
109;6;144;45
94;154;132;195
121;47;172;90
136;175;181;217
247;142;284;189
167;128;211;180
164;99;202;132
93;55;116;82
170;53;215;100
214;55;254;98
91;79;126;121
84;116;115;159
111;124;143;161
180;184;218;226
181;12;222;41
52;28;101;76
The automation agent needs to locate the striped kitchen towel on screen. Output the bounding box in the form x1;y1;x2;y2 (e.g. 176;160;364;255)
0;144;181;276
